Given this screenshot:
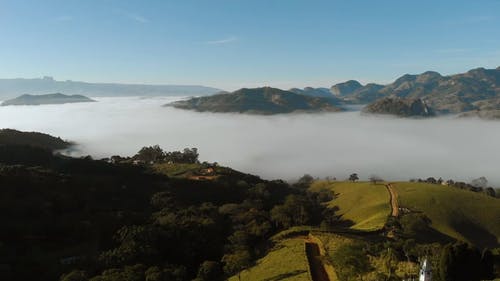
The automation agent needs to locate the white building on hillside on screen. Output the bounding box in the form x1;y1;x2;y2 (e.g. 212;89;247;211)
419;258;432;281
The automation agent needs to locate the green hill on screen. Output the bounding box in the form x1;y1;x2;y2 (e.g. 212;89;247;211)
167;87;343;114
310;181;391;231
0;129;71;151
1;93;95;106
393;182;500;248
311;180;500;248
228;238;310;281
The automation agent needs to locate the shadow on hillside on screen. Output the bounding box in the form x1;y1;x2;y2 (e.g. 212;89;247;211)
263;270;307;281
399;213;455;244
328;202;356;228
451;218;498;249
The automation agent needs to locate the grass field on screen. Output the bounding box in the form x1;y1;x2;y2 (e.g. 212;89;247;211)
310;181;391;231
152;163;202;177
393;182;500;248
229;237;310;281
314;232;419;280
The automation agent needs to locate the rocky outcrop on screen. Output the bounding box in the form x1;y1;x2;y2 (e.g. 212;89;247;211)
362;97;435;118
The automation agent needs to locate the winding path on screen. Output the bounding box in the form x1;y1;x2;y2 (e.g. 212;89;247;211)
385;183;399;217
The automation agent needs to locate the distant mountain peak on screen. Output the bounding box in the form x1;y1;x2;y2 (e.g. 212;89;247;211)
330;80;363;96
1;93;95;106
394;74;417;84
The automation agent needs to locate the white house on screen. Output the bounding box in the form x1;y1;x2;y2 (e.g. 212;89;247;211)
419;258;432;281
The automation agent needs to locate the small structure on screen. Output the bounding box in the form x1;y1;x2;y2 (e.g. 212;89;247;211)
419;258;432;281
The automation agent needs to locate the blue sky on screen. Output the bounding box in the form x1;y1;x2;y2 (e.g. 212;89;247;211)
0;0;499;90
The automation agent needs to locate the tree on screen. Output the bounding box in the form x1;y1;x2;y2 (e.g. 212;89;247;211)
439;242;483;281
331;243;371;281
196;261;223;281
182;147;199;163
222;250;252;281
164;147;199;164
270;205;292;228
150;191;174;210
479;249;495;280
471;176;488;188
270;194;313;228
484;187;496;197
349;173;359;182
134;145;164;163
369;175;383;185
295;174;314;189
439;244;454;281
381;248;398;280
426;177;437;184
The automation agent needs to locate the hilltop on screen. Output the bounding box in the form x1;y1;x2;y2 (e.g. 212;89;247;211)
1;93;95;106
362;97;435;118
310;180;500;248
0;128;71;151
331;67;500;117
167;87;343;114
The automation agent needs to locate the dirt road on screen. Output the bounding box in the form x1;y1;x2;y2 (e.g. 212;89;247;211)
385;183;399;217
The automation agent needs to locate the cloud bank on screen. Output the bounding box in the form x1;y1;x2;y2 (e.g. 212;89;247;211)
1;96;500;185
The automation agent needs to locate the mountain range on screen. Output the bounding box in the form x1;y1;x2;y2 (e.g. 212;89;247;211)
0;76;220;99
300;66;500;117
2;67;500;118
167;66;500;117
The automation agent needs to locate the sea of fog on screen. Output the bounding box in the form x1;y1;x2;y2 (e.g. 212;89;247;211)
1;96;500;185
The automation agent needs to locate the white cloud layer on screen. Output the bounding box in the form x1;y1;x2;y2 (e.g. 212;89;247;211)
1;96;500;185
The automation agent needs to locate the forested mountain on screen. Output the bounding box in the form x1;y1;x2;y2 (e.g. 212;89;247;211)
167;87;343;114
1;93;95;106
0;129;71;150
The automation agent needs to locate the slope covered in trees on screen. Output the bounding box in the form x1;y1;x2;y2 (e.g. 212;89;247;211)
0;129;71;150
1;93;95;106
0;142;336;281
167;87;343;114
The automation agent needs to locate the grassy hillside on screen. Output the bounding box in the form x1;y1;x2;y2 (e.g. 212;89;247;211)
152;162;204;177
310;181;391;231
313;232;420;281
229;237;310;281
393;182;500;248
0;129;71;150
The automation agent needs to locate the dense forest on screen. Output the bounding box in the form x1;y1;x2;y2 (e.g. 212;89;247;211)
0;133;336;281
0;131;498;281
